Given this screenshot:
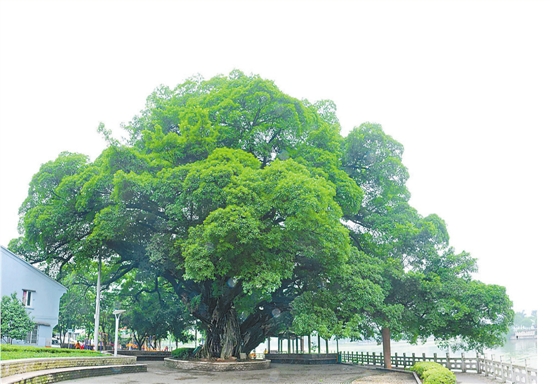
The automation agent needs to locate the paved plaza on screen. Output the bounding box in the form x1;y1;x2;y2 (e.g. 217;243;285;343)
61;360;415;383
60;360;500;384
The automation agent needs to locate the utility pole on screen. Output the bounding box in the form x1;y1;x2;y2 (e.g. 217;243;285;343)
93;256;101;351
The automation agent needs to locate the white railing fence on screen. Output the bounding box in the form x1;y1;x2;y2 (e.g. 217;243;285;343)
479;354;537;384
339;351;537;383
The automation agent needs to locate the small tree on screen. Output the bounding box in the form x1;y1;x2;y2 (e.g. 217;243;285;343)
1;293;35;343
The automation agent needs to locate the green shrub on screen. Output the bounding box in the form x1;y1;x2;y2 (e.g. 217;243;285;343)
423;368;456;384
410;361;456;384
171;347;195;360
410;362;444;376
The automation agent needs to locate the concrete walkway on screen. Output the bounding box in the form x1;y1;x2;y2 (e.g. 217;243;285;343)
455;372;500;383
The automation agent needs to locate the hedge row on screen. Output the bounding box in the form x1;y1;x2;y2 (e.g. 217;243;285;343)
0;344;103;360
1;344;100;354
410;361;456;384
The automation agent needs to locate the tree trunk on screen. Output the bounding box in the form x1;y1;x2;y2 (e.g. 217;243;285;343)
382;327;392;369
178;280;292;358
134;333;146;350
204;307;241;359
239;302;288;354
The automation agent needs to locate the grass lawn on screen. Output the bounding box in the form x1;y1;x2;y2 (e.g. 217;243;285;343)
0;344;104;360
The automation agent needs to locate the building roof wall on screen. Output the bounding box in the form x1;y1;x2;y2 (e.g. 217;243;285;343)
1;245;67;327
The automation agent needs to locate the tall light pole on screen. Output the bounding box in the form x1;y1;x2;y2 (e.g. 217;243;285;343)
113;309;126;356
93;256;101;351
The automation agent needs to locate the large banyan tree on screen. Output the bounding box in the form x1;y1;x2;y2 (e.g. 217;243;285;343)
11;70;513;360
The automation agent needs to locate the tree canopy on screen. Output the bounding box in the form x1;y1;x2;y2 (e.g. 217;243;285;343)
10;70;513;360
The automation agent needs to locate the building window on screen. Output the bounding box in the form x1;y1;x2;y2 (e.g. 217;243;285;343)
26;325;38;344
22;290;34;307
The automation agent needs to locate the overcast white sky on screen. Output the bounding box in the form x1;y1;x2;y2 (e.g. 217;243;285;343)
1;1;548;318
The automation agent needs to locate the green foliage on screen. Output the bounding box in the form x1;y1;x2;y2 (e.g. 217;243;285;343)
291;248;385;340
54;270;99;343
0;344;102;360
171;347;195;360
1;293;35;342
423;369;456;384
120;275;194;350
341;123;513;351
411;362;456;384
10;70;514;359
52;263;196;350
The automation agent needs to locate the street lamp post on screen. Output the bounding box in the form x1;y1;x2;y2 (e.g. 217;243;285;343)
113;309;126;356
93;256;101;351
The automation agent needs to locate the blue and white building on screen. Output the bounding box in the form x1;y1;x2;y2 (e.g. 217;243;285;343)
1;245;67;347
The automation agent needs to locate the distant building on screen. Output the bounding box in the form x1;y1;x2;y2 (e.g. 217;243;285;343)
1;246;67;347
512;327;537;339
